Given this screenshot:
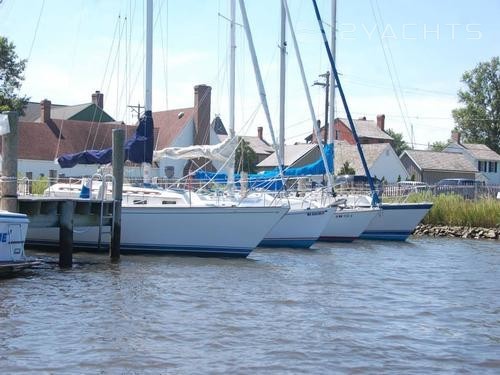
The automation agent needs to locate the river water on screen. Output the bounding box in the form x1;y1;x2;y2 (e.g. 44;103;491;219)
1;238;499;374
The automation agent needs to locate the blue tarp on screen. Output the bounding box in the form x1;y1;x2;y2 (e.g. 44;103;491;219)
194;144;333;190
57;111;154;168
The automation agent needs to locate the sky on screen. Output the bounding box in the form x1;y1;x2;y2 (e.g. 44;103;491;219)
1;0;499;150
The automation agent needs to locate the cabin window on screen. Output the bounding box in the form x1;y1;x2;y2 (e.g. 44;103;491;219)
162;200;177;205
133;199;147;205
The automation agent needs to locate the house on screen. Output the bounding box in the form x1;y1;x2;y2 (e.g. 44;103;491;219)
257;141;408;183
20;91;115;123
305;115;393;145
443;131;500;185
399;149;477;184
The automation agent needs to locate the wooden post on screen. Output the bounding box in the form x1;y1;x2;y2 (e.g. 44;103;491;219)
1;111;19;212
59;200;74;268
110;128;124;261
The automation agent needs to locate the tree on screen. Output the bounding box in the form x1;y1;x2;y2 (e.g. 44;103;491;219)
0;36;28;113
385;128;409;156
339;161;355;175
429;141;448;152
234;138;257;174
452;56;500;154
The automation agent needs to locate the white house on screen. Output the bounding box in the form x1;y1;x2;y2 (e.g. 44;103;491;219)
444;131;500;185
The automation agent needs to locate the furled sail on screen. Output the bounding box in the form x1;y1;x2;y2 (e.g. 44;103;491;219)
152;136;238;162
57;112;154;168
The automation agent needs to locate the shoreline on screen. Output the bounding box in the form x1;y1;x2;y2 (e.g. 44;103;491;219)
412;224;499;240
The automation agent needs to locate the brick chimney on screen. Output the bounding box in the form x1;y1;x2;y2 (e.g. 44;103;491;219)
92;90;104;108
193;84;211;145
376;114;385;131
257;126;263;140
40;99;51;123
451;130;461;144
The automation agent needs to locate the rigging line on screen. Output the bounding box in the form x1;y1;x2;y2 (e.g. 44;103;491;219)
26;0;45;62
368;0;411;145
82;14;121;152
54;0;86;160
374;0;414;147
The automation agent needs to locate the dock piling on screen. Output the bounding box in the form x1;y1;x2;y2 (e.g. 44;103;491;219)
110;128;124;261
1;111;19;213
59;200;75;268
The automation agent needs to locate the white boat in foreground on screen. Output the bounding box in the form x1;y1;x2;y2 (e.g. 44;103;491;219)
27;182;288;257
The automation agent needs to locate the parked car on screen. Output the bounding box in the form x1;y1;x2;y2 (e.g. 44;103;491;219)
334;174;383;195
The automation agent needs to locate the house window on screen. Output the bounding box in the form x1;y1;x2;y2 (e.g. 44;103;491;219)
335;130;339;140
478;161;488;172
489;161;498;173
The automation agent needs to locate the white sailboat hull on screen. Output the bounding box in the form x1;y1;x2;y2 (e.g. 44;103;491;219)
319;207;379;242
27;206;288;258
260;207;334;248
360;203;433;241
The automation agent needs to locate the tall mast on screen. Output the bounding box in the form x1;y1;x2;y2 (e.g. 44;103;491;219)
328;0;336;144
312;0;379;204
143;0;153;184
278;1;286;163
282;0;333;189
238;0;285;178
145;0;153;112
227;0;236;192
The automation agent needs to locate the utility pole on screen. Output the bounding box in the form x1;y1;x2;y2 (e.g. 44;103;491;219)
313;71;330;144
128;103;144;122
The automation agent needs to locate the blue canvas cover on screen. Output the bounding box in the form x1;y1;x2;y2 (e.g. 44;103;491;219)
194;144;333;190
57;111;154;168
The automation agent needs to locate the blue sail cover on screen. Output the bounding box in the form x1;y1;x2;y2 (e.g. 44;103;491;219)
57;111;154;168
194;144;333;190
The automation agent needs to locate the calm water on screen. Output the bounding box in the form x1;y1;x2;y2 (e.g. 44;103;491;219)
1;238;499;374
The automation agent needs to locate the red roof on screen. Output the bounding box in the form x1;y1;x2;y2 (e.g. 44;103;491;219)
6;119;134;161
153;107;194;149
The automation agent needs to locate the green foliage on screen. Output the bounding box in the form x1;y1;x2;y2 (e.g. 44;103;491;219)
0;36;29;113
406;192;500;228
428;141;448;152
234;138;257;174
31;176;48;195
452;56;500;154
385;128;409;156
397;175;401;182
339;161;355;175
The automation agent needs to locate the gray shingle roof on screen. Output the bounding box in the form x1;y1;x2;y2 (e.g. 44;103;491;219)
404;150;477;172
257;144;317;167
334;141;390;174
338;118;393;141
462;143;500;161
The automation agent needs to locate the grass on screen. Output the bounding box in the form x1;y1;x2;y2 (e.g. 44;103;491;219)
404;192;500;228
31;176;49;195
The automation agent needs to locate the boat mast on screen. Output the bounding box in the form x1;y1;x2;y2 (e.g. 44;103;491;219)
279;1;286;165
311;0;379;204
282;0;334;189
143;0;153;184
227;0;236;193
328;0;337;144
238;0;285;179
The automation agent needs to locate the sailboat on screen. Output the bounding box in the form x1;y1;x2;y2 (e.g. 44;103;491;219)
26;0;288;258
310;0;432;242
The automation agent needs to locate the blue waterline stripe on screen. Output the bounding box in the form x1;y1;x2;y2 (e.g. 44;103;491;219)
380;204;433;210
259;238;316;248
26;240;252;257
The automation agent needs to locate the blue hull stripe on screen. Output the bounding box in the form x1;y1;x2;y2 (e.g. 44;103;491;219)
259;238;316;248
26;240;252;258
318;236;357;243
360;230;412;241
380;203;433;210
